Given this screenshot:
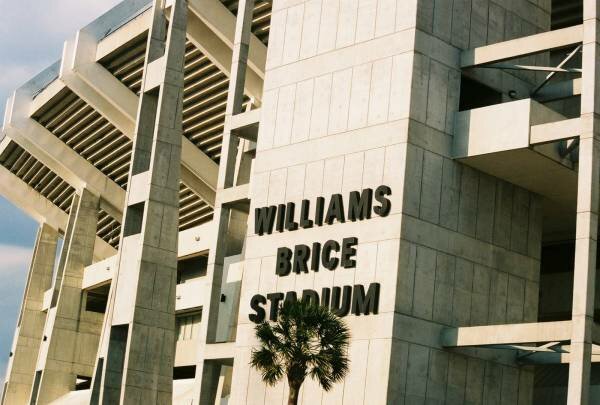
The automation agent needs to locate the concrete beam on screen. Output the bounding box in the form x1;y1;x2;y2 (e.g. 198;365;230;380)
2;224;58;405
96;6;153;60
461;24;583;68
93;2;188;402
194;0;255;401
186;12;263;103
530;117;582;145
0;162;68;233
441;321;573;347
28;79;65;117
60;29;218;206
0;163;116;261
215;183;249;207
567;3;600;402
203;342;235;362
226;107;260;141
187;0;266;79
4;92;125;221
80;222;213;290
31;189;103;404
61;33;138;136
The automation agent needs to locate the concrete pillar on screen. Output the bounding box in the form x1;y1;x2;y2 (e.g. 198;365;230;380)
1;224;58;405
567;2;600;404
194;0;255;401
31;188;102;404
91;1;188;404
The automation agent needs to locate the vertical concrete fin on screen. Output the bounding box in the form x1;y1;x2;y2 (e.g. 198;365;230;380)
31;188;102;404
2;224;58;405
566;3;600;403
193;0;255;402
92;1;188;404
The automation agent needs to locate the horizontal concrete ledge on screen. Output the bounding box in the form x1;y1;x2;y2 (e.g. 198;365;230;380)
461;24;583;68
454;98;567;157
82;222;213;289
96;6;152;60
216;183;250;207
441;320;572;347
530;117;581;145
227;108;260;141
204;342;235;362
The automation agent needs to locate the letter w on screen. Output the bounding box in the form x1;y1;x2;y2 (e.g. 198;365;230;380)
255;206;277;235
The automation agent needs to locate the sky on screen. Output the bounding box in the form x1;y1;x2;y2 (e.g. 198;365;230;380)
0;0;122;382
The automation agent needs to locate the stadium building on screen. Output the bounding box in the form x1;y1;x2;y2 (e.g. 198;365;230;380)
0;0;598;403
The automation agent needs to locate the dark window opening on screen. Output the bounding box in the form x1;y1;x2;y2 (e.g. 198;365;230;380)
551;0;582;30
30;370;42;405
458;76;503;111
90;357;104;404
103;325;129;401
538;241;600;322
85;284;110;313
177;254;208;284
123;202;145;237
173;365;196;380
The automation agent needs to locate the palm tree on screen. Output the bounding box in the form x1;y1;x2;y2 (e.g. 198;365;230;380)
250;300;350;405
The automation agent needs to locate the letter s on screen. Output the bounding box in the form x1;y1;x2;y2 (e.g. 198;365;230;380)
373;185;391;217
249;294;267;323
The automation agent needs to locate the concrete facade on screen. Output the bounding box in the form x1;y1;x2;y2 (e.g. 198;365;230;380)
0;0;597;404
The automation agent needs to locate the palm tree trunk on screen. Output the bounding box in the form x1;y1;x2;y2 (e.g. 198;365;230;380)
288;382;300;405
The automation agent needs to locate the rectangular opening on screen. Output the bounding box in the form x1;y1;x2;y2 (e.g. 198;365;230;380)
131;90;159;175
123;202;145;237
85;284;110;313
538;241;576;322
173;365;196;380
459;76;503;111
102;325;129;401
89;357;104;405
551;0;582;30
177;254;208;284
30;370;42;405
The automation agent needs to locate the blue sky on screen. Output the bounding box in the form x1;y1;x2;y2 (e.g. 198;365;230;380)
0;0;122;382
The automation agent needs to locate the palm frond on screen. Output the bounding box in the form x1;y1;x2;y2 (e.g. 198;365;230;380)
249;299;351;394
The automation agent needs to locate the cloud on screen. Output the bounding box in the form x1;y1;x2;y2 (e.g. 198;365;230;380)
0;63;44;100
0;245;32;274
0;198;38;247
0;0;123;117
0;0;124;42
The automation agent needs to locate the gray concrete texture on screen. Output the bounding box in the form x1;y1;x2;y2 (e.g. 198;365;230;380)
231;0;549;403
2;0;595;403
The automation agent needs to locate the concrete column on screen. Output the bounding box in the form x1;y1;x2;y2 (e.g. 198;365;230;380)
567;2;600;404
91;1;188;404
194;0;255;401
1;223;58;405
31;188;102;404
